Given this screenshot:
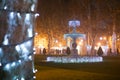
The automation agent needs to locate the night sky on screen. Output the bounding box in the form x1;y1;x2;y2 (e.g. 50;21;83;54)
35;0;120;46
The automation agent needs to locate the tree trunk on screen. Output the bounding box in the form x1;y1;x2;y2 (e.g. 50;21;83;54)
0;0;38;80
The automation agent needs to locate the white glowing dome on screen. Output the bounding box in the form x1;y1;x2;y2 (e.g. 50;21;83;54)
68;20;80;27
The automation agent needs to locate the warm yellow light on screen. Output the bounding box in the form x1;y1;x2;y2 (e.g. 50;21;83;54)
100;37;103;40
38;45;44;49
100;37;106;40
97;42;101;46
94;46;98;50
35;32;38;35
80;39;83;42
59;44;62;47
103;37;106;40
79;42;83;45
55;40;58;43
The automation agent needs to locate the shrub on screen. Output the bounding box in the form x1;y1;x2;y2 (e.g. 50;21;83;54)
117;48;119;55
43;48;46;55
97;47;103;56
66;47;71;55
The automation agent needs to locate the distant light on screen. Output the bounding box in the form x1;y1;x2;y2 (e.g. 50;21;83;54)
79;41;83;46
103;37;106;40
59;44;62;47
35;69;38;73
97;42;101;46
80;39;83;42
38;45;44;49
33;69;38;73
100;37;103;40
33;47;36;51
55;40;58;43
33;52;36;54
94;46;98;50
35;32;38;35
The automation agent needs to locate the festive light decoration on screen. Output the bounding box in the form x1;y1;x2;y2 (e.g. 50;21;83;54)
33;76;36;79
0;0;38;80
21;77;25;80
0;63;2;66
47;56;103;63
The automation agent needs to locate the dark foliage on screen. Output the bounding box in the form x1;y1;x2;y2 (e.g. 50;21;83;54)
117;48;119;55
66;47;71;55
43;48;46;55
97;47;104;56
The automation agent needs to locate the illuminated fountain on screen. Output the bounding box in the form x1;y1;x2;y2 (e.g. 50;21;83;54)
47;20;103;63
64;20;86;56
0;0;38;80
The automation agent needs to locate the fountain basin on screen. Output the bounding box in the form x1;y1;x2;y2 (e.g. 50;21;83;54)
47;56;103;63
